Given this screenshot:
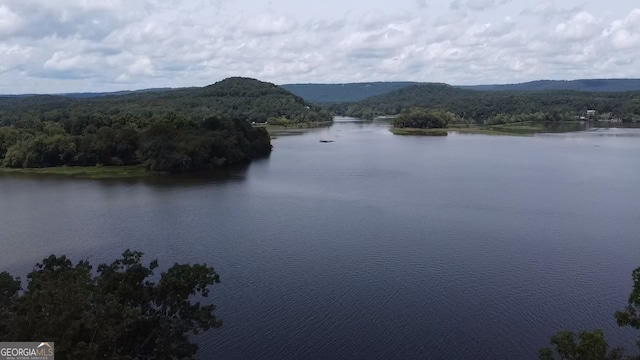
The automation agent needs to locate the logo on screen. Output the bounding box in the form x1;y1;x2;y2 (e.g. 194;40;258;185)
0;342;54;360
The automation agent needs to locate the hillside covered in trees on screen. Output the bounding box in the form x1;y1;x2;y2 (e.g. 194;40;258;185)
330;83;640;123
462;79;640;92
280;79;640;104
281;82;418;103
0;77;331;173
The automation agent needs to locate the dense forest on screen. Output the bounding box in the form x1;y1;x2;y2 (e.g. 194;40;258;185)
281;82;419;103
329;83;640;123
0;77;331;172
393;108;455;129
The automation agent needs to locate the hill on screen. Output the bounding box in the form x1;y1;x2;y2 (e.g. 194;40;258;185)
329;83;640;122
0;77;330;173
0;77;332;125
461;79;640;92
281;79;640;104
280;82;418;103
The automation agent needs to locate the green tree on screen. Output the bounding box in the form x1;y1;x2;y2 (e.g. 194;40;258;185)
615;268;640;332
538;330;625;360
393;107;452;129
0;250;222;360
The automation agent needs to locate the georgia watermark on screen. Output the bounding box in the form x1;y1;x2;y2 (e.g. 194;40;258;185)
0;342;54;360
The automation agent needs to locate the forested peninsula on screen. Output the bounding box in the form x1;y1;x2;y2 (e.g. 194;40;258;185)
0;77;332;175
330;83;640;123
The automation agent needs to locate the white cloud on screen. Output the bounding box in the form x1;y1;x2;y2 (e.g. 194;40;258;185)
0;5;22;36
0;0;639;93
0;44;31;73
128;57;154;76
451;0;510;12
466;0;510;11
415;0;428;9
521;2;585;19
555;12;601;41
604;9;640;49
245;14;298;36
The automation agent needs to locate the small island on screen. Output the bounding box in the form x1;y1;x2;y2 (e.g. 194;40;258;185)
390;108;452;136
389;107;592;136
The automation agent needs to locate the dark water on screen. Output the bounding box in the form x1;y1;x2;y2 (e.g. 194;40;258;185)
1;118;640;359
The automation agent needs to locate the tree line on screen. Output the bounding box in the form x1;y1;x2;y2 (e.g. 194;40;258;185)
393;108;457;129
327;83;640;123
0;112;271;172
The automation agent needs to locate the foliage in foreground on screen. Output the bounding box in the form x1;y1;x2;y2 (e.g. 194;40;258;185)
540;267;640;360
0;250;221;360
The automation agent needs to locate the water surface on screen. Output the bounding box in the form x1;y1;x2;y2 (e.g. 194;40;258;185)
1;118;639;359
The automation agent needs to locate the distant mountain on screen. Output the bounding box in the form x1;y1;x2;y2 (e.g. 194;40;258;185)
4;79;640;104
60;88;175;98
280;82;419;103
0;88;176;99
281;79;640;104
460;79;640;92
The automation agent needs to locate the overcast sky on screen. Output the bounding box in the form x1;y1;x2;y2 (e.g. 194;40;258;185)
1;0;639;93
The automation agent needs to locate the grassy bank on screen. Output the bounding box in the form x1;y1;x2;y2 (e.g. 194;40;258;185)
391;123;551;136
390;128;449;136
0;165;161;179
447;127;532;136
256;121;333;130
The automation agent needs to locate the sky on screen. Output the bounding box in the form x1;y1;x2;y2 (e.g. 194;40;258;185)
0;0;639;93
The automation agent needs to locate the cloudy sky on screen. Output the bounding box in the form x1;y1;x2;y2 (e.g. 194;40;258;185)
0;0;639;93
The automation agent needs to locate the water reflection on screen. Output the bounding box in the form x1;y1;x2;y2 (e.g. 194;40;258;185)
0;163;253;188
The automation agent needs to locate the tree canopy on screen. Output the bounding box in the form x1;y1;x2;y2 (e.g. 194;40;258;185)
393;108;454;129
328;83;640;123
0;250;221;360
0;77;332;172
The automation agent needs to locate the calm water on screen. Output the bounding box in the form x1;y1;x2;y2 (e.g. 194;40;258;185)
1;118;640;359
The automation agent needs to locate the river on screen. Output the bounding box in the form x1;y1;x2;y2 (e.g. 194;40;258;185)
1;118;639;359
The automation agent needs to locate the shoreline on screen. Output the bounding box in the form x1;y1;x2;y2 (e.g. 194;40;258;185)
0;165;162;179
255;121;334;130
390;123;566;136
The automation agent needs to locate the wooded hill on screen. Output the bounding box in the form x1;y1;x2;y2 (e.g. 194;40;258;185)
281;82;419;103
462;79;640;92
281;79;640;104
328;83;640;122
0;77;331;172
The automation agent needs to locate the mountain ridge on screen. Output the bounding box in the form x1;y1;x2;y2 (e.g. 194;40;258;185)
282;79;640;103
4;79;640;104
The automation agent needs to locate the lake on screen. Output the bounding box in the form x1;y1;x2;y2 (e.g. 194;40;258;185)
1;118;640;359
